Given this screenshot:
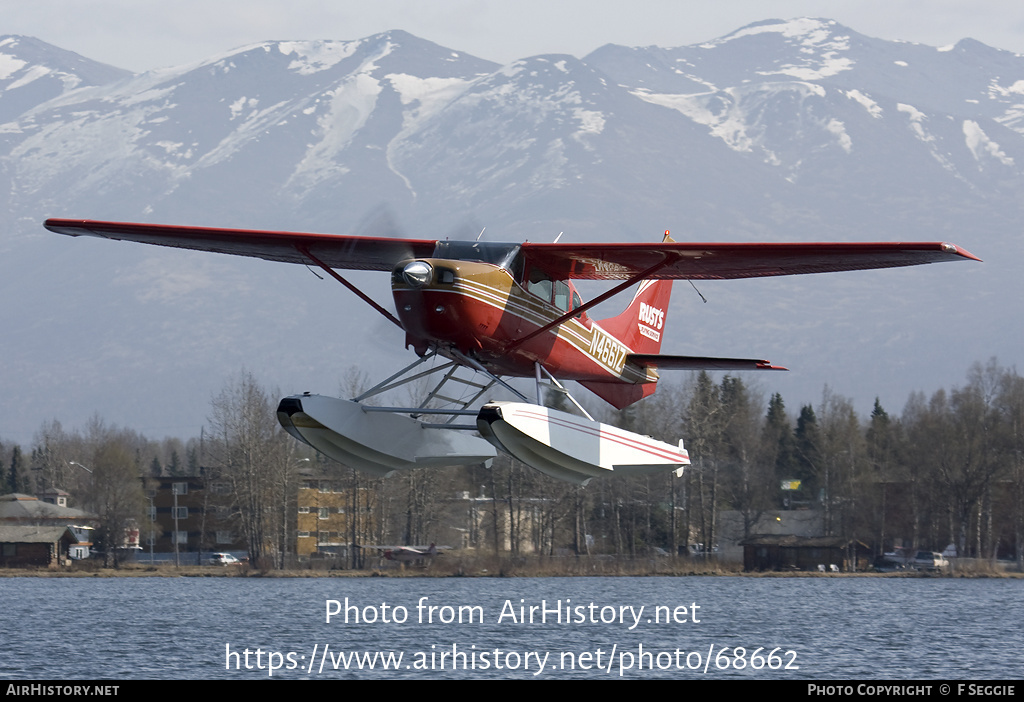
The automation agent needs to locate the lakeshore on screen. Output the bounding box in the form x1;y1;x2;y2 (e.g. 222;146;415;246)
2;556;1019;578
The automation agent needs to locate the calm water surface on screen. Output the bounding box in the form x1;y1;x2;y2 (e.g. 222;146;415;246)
0;576;1020;679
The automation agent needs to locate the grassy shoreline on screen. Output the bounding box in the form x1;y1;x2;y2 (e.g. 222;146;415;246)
3;557;1020;578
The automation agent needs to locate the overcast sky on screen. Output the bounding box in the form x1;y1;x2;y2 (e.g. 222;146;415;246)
6;0;1024;72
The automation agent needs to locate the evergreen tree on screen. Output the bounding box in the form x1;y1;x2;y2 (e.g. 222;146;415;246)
792;404;820;505
762;392;795;506
168;449;182;476
8;446;25;494
865;398;897;552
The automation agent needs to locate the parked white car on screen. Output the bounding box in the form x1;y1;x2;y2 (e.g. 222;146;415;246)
913;551;949;571
209;552;240;566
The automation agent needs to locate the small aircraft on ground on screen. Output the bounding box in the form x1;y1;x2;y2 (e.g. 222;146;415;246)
45;218;979;484
358;543;439;562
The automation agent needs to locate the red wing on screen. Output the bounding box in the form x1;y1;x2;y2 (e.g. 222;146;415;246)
521;241;981;280
46;220;980;278
44;219;438;271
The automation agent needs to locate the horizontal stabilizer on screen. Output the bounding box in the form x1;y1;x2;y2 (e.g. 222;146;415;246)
627;354;788;371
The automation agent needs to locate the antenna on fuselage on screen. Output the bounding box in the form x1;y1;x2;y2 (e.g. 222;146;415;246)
553;231;563;243
476;227;486;241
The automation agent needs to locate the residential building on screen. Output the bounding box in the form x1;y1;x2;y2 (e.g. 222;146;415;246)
295;476;376;559
140;475;245;562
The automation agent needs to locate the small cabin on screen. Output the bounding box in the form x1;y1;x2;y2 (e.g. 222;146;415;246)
740;535;872;572
0;526;80;568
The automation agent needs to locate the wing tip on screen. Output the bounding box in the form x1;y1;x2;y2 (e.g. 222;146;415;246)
44;218;92;237
942;242;982;262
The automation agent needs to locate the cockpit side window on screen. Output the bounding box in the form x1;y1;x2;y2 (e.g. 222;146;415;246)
553;280;570;313
527;266;552;302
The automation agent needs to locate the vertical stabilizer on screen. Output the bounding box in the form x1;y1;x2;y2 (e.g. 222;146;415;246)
579;232;675;408
593;231;675;355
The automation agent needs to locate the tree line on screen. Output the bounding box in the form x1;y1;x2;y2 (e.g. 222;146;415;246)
3;360;1022;568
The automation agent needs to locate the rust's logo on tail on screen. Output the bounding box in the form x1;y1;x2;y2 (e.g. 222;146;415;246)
637;283;666;343
597;276;673;356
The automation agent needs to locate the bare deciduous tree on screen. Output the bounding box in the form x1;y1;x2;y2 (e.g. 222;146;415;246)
207;370;294;568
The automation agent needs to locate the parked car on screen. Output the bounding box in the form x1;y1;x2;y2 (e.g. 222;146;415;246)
872;555;909;573
209;552;240;566
912;551;949;571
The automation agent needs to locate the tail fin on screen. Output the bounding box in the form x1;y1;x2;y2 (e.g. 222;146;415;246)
595;278;673;354
593;231;675;355
579;232;675;409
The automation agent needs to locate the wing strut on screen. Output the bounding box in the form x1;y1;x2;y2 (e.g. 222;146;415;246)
298;245;403;329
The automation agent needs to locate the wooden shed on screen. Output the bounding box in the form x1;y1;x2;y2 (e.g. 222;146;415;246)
740;534;872;572
0;526;79;568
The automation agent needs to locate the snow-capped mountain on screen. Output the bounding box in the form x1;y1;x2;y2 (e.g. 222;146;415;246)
3;31;499;231
0;35;130;124
586;19;1024;232
0;20;1018;443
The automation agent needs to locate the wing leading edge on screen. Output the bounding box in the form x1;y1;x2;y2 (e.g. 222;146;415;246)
44;218;438;271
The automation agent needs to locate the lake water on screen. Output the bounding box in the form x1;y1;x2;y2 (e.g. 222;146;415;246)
0;576;1020;680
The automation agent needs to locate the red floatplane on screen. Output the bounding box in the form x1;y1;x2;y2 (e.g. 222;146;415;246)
45;218;979;484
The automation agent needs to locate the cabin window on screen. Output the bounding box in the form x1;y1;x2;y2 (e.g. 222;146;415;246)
572;291;583;318
553;280;570;312
527;266;552;302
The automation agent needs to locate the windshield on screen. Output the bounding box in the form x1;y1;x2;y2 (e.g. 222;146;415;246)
432;241;523;277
